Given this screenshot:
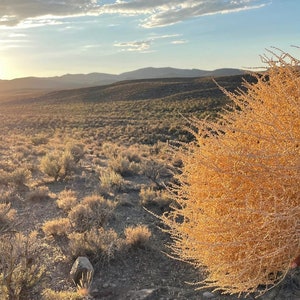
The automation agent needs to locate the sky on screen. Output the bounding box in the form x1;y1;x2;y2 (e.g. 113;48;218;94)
0;0;299;79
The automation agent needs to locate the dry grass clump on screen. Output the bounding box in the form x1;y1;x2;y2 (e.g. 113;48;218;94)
0;231;46;299
162;50;300;296
141;159;170;188
42;288;84;300
68;227;122;261
31;134;48;146
101;142;120;159
68;195;115;232
99;169;125;193
140;187;172;210
0;168;31;188
26;186;50;202
108;155;140;177
0;203;16;235
42;218;72;237
124;225;151;249
10;168;31;187
56;189;78;212
0;188;16;204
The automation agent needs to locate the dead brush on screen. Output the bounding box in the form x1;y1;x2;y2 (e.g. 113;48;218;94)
124;225;151;249
161;49;300;296
0;203;17;235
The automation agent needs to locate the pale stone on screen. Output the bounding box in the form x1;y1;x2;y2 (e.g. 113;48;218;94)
70;256;94;285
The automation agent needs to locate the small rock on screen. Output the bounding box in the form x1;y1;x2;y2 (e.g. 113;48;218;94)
70;256;94;286
203;291;216;299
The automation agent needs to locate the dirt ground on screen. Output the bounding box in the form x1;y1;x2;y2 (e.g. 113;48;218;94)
9;150;299;300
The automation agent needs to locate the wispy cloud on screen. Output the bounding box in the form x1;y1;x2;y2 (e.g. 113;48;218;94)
0;36;31;50
114;40;152;52
0;0;100;26
0;0;270;28
102;0;270;28
114;33;184;52
171;40;188;44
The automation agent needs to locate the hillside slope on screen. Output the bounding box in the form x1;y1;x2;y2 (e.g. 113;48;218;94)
11;74;254;105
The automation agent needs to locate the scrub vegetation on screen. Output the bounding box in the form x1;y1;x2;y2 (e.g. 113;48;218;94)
0;50;299;299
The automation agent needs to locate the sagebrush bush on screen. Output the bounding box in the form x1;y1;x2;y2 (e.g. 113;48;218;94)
68;195;115;232
42;218;71;237
140;187;172;209
40;151;62;181
56;189;78;212
0;203;16;235
0;231;46;299
162;50;300;296
68;227;122;261
40;147;81;181
10;168;31;187
0;168;30;188
99;169;125;192
124;225;151;249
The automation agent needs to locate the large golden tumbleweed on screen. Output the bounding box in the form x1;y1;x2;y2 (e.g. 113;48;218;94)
162;49;300;297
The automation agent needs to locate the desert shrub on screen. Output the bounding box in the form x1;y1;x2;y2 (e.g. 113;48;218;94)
42;218;71;237
26;186;50;202
162;50;300;296
0;188;16;204
139;187;157;206
108;154;141;176
140;187;172;210
141;159;169;188
108;155;129;175
40;151;62;181
68;227;122;261
0;170;11;186
40;148;80;181
42;289;83;300
122;149;141;163
31;135;48;146
99;169;125;192
0;204;16;235
56;189;78;212
68;195;115;232
60;150;77;179
66;143;84;163
101;142;119;159
0;231;46;299
124;225;151;249
8;168;31;188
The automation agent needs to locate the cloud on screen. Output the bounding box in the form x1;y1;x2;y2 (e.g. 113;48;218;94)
0;0;270;28
171;40;188;44
102;0;270;28
114;33;184;52
114;40;151;52
0;0;100;26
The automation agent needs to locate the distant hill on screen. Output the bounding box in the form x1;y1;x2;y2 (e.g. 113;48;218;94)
8;74;255;106
0;67;245;101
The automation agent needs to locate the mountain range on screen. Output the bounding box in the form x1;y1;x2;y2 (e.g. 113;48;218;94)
0;67;245;93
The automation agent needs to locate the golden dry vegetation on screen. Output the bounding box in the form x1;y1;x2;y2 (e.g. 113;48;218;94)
162;50;300;297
